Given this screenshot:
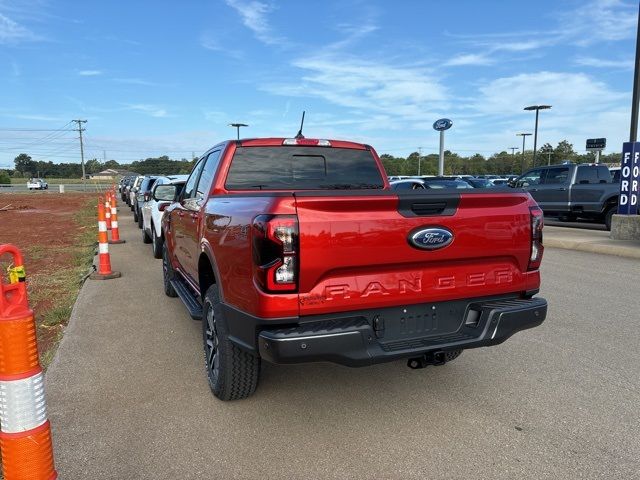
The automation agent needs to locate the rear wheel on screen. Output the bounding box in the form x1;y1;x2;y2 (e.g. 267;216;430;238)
605;206;616;231
142;227;152;244
137;210;144;229
202;284;260;401
133;206;139;222
152;224;163;259
162;244;178;298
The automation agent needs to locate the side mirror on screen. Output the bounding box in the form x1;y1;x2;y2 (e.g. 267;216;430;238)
153;184;178;202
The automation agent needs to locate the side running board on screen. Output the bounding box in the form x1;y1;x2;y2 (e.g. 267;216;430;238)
170;279;203;320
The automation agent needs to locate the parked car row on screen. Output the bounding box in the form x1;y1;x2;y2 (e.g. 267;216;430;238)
388;175;514;190
118;174;188;258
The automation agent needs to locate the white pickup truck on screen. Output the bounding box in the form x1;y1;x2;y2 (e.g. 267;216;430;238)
27;178;48;190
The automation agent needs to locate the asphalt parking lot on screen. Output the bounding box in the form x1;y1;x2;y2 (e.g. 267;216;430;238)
45;207;640;479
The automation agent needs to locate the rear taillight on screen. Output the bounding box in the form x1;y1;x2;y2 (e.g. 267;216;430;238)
528;206;544;270
252;214;298;292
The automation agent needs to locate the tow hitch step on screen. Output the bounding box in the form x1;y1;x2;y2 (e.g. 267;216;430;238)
407;351;448;369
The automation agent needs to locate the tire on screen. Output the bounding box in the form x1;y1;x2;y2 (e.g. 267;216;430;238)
137;210;144;229
133;206;139;223
604;206;616;231
142;227;152;244
152;224;163;259
162;244;178;298
202;284;260;401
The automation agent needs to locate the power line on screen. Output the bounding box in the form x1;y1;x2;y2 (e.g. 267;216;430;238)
0;128;75;132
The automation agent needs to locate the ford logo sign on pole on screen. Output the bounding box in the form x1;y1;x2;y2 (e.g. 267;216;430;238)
408;227;454;250
433;118;452;176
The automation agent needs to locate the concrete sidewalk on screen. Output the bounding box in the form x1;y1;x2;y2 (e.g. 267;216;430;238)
544;225;640;259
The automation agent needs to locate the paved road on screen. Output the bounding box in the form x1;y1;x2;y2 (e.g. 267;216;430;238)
0;183;110;192
46;207;640;479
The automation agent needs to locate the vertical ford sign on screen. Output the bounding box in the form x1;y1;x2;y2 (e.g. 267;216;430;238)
618;142;640;215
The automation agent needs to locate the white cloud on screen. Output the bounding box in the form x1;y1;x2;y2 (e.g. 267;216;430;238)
124;104;169;118
200;33;243;58
224;0;286;46
474;71;626;117
264;53;449;122
574;56;634;69
113;78;160;86
444;53;495;67
562;0;637;46
78;70;102;76
0;12;39;44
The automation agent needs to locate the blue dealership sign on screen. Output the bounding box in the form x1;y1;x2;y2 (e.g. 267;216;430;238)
618;142;640;215
433;118;453;131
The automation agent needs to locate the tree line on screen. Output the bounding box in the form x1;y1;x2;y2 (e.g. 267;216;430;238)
381;140;621;176
1;139;622;183
6;153;197;179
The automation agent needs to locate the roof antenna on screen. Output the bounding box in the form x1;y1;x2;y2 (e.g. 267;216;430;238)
295;111;306;139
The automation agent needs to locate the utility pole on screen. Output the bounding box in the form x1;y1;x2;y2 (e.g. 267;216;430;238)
516;133;532;173
509;147;519;155
417;147;422;176
72;119;87;190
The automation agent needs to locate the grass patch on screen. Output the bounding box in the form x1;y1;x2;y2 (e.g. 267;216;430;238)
34;199;97;368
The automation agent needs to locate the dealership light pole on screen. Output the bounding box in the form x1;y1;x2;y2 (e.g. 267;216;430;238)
524;105;551;167
229;123;248;140
516;133;532;173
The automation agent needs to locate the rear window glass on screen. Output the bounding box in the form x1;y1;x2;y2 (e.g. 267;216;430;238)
225;146;384;190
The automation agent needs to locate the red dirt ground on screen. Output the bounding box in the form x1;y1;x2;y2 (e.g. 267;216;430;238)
0;192;97;361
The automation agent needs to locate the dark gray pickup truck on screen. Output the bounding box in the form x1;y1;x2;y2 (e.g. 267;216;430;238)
514;163;619;229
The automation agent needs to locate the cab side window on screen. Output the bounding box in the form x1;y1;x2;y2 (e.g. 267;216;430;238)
196;150;222;200
575;166;599;184
182;158;206;199
517;169;545;187
543;167;570;185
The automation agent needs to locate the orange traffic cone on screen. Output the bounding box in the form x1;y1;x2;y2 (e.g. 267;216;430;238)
0;244;58;480
109;192;125;244
90;198;121;280
104;194;112;231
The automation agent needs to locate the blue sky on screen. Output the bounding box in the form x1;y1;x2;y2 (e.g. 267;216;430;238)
0;0;637;168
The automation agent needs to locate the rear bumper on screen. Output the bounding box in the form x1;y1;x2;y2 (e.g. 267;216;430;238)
224;295;547;367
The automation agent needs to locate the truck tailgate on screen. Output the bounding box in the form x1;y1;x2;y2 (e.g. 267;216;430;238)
294;191;534;315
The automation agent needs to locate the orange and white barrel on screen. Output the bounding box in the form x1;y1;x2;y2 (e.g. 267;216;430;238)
0;243;57;480
90;198;121;280
104;195;112;230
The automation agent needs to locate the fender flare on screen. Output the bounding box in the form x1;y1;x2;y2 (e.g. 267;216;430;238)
199;239;225;302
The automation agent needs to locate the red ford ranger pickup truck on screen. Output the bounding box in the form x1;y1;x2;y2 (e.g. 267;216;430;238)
156;137;547;401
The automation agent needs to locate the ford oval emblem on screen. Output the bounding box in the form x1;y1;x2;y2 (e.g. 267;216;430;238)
433;118;453;131
409;227;454;250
